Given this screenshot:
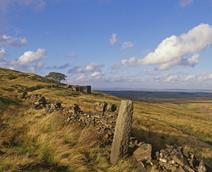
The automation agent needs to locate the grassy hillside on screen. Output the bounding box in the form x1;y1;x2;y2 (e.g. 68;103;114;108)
0;67;212;172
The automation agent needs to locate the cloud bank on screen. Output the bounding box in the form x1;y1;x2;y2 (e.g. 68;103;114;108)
121;23;212;70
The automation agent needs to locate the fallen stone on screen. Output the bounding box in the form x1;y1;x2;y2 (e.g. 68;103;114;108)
33;96;47;109
198;160;207;172
95;102;107;113
176;166;186;172
133;144;152;162
73;104;82;114
159;158;167;163
105;104;117;112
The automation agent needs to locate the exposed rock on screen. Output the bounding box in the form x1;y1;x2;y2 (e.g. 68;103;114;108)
198;160;207;172
154;145;207;172
95;102;107;113
110;100;133;164
133;144;152;162
33;96;47;109
53;101;62;110
73;104;82;114
129;136;144;149
47;101;62;112
105;103;117;112
95;102;118;114
176;166;186;172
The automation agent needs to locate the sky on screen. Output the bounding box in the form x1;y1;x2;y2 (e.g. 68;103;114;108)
0;0;212;90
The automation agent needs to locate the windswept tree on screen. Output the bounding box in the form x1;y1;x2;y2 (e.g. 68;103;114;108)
45;72;67;83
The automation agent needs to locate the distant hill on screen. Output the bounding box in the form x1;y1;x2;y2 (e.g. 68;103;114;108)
100;90;212;100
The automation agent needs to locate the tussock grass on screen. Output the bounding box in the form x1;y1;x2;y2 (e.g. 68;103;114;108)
0;67;212;171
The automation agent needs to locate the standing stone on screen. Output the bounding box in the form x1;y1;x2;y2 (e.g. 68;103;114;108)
110;100;133;164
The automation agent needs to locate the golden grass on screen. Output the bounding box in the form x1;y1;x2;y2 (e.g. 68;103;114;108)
0;67;212;171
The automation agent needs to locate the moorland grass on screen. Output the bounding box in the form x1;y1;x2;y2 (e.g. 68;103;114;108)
0;67;211;171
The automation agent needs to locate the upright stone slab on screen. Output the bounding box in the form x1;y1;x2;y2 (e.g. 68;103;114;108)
110;100;133;164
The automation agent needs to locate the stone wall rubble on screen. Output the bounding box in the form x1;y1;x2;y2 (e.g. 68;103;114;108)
20;93;208;172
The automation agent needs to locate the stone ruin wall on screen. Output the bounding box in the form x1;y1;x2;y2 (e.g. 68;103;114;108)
67;85;91;94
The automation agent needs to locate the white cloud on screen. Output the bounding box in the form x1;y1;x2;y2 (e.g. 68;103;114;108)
157;54;200;70
120;24;212;70
184;75;195;81
91;71;103;79
0;47;46;73
121;57;142;66
0;34;27;47
68;64;104;82
197;73;212;81
142;24;212;67
17;48;46;65
122;41;134;49
110;33;118;45
179;0;193;7
0;48;6;58
164;75;179;82
159;73;212;83
69;64;103;74
184;54;199;66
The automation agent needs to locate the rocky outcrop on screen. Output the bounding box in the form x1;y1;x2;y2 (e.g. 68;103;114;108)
110;100;133;164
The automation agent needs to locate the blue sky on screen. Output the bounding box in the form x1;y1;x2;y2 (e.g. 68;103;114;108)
0;0;212;90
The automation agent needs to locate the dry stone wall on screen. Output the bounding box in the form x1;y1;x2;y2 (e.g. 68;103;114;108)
20;93;209;171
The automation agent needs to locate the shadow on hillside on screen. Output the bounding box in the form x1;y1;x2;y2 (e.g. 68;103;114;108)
0;96;20;106
132;127;212;169
17;161;70;172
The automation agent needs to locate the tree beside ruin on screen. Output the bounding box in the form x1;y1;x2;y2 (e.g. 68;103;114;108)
45;72;67;83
